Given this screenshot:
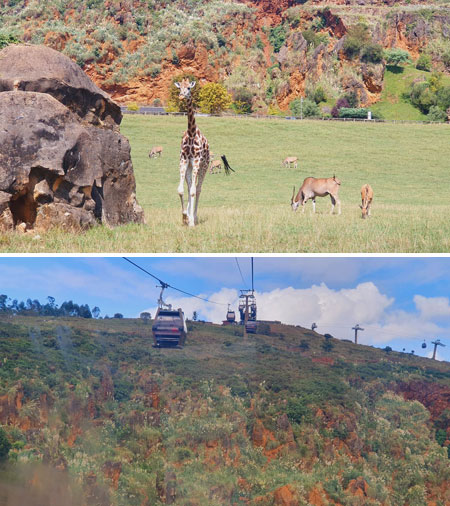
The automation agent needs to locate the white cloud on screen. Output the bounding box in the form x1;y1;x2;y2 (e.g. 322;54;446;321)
414;295;450;319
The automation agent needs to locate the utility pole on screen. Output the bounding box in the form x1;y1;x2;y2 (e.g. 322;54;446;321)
311;322;317;331
431;339;446;360
352;324;364;344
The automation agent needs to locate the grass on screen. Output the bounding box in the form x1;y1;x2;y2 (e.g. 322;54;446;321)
371;64;450;120
1;115;449;253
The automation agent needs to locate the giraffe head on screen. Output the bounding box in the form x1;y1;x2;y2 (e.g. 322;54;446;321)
174;79;196;100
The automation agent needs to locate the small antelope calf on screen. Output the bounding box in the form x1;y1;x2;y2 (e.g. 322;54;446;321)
149;146;163;158
209;159;222;174
282;157;298;169
360;183;373;219
291;175;341;214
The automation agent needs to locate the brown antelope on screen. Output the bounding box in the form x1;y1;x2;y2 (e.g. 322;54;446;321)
149;146;163;158
360;183;373;219
291;175;341;214
209;159;222;174
283;156;298;169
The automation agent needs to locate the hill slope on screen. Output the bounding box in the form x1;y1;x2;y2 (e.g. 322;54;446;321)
0;315;449;505
1;0;449;113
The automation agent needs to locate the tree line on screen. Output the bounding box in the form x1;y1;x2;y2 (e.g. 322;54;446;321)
0;295;101;319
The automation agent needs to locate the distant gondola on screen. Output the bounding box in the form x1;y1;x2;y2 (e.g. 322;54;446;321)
422;340;427;349
226;304;236;324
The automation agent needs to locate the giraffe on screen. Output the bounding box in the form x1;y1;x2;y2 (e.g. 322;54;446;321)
175;78;210;227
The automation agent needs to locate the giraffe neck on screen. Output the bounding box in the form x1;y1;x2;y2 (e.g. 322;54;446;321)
186;95;196;136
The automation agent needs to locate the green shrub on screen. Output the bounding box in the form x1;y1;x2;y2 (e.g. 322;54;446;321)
343;23;370;60
232;88;253;114
339;107;370;119
437;86;450;110
268;25;287;53
409;81;437;113
0;34;20;49
384;48;411;67
360;43;384;64
0;427;11;460
427;105;447;122
198;82;232;114
286;398;308;424
310;86;327;104
416;53;432;71
127;102;139;112
289;97;320;117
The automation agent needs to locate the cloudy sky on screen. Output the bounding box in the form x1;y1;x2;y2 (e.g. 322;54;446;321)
0;256;449;361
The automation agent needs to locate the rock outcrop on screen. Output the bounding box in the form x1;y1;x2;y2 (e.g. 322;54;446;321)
0;44;144;232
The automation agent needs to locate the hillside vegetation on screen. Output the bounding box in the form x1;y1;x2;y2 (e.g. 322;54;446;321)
0;315;449;505
0;0;449;117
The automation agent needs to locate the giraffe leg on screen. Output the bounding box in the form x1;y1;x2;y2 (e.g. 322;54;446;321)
194;164;207;225
188;160;200;227
178;158;188;224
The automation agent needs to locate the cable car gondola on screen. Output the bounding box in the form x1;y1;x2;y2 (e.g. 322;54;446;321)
422;340;427;349
226;304;236;324
152;284;187;348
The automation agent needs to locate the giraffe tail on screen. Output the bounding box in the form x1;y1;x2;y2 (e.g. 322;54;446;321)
221;155;235;176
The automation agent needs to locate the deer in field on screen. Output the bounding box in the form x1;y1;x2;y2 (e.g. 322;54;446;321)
283;156;298;169
360;183;373;219
291;175;341;214
149;146;163;158
209;159;222;174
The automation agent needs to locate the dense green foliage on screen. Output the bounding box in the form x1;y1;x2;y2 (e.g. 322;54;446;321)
198;82;232;114
0;315;448;505
384;48;411;67
0;427;11;460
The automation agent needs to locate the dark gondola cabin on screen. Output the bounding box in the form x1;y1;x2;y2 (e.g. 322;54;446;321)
152;308;187;348
226;305;236;323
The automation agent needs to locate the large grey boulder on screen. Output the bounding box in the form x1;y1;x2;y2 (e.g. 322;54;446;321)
0;44;121;130
0;44;144;232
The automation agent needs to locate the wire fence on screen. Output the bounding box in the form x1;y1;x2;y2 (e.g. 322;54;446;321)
121;108;450;126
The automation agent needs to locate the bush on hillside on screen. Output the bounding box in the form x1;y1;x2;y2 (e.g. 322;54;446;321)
360;43;384;64
198;82;232;114
0;427;11;460
308;85;327;104
427;105;447;122
343;23;371;60
232;87;253;114
268;25;287;53
409;81;437;113
416;53;432;72
331;97;350;117
0;34;20;49
384;48;411;67
289;97;320;117
339;107;370;119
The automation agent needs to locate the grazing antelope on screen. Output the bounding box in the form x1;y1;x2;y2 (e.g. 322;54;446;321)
209;159;222;174
283;156;298;169
149;146;163;158
291;175;341;214
360;183;373;219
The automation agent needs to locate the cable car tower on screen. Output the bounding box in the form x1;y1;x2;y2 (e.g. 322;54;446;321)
239;258;257;335
431;339;446;360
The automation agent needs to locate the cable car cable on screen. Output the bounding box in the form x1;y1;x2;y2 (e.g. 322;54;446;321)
235;258;248;288
123;257;228;306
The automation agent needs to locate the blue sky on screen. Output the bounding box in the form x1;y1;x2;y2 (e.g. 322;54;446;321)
0;256;449;361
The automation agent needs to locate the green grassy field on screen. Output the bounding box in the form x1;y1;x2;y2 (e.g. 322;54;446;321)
1;115;449;253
